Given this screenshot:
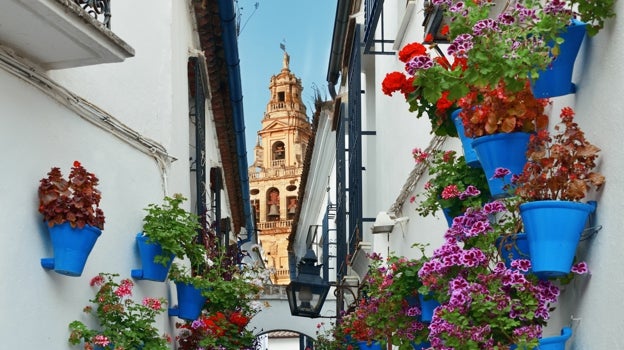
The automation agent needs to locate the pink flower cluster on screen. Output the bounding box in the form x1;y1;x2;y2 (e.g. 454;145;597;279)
114;279;133;297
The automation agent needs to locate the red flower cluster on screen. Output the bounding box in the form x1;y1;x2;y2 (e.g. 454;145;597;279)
176;311;251;350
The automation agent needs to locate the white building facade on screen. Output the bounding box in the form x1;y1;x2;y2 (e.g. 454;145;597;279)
292;0;624;348
0;0;257;348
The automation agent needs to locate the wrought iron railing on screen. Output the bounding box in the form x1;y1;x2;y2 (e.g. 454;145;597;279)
74;0;111;28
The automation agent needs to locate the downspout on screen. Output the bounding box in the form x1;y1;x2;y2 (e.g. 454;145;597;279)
217;0;255;244
326;0;350;99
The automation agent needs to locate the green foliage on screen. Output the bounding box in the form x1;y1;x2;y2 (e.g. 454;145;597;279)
68;273;169;350
413;149;490;219
142;194;204;266
172;243;270;350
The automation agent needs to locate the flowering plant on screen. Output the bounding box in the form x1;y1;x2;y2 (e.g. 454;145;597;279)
382;42;460;137
430;0;601;93
335;251;429;349
38;160;105;229
173;237;269;349
313;322;342;350
68;273;169;350
176;310;258;350
412;149;490;219
417;200;589;348
514;107;605;201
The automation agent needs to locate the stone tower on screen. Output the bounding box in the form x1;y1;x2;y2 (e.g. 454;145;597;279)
249;51;312;285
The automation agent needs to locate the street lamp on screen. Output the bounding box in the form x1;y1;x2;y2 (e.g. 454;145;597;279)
286;249;330;318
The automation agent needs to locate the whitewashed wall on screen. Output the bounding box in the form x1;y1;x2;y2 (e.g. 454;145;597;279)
0;1;216;349
358;1;624;348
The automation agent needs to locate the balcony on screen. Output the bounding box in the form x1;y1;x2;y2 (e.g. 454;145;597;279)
0;0;134;70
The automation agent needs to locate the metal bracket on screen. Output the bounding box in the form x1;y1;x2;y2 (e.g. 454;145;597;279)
580;201;601;241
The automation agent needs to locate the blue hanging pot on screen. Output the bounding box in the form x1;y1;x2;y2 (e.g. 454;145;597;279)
531;19;587;98
40;222;101;276
497;233;530;268
418;293;440;323
471;132;530;198
357;340;382;350
131;233;174;282
451;109;481;168
169;282;206;321
411;341;431;349
520;200;594;277
511;327;572;349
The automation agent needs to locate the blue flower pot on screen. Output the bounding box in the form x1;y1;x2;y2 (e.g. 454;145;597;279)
497;233;530;268
131;233;174;282
442;207;455;227
411;341;431;349
40;222;101;276
511;327;572;350
531;19;587;98
452;109;481;168
471;132;530;198
169;282;206;321
357;341;382;350
520;201;594;277
418;293;440;323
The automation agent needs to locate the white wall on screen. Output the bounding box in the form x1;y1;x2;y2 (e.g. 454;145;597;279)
357;1;624;348
0;1;207;348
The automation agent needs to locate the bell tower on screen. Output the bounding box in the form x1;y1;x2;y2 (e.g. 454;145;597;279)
249;50;312;284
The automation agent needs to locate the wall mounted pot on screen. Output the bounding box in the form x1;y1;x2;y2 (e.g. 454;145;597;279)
497;233;530;268
520;200;595;277
452;109;481;168
131;233;174;282
471;132;530;198
531;19;587;98
357;340;382;350
168;282;206;321
511;327;572;350
40;222;101;276
419;292;440;323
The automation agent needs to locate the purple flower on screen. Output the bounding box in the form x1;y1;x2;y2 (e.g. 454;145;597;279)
571;261;589;274
472;19;500;35
459;185;481;200
492;167;511;179
483;200;506;214
449;1;465;13
405;55;434;75
511;259;532;272
448;34;474;58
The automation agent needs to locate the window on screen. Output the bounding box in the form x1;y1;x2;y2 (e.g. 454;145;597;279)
266;188;280;221
278;91;285;102
272;141;285;160
287;196;298;219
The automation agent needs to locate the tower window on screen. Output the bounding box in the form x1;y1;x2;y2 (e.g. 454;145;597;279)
278;91;285;102
267;188;280;221
273;141;285;160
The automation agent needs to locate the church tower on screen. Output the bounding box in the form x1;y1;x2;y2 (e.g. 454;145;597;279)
249;51;312;284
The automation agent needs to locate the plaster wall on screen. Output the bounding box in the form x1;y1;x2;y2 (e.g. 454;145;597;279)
0;1;205;348
356;1;624;348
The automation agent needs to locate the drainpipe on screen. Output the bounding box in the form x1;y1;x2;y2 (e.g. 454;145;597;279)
217;0;255;244
326;0;351;99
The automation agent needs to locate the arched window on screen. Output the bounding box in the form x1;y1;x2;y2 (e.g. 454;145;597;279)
266;188;280;221
287;196;297;219
272;141;285;161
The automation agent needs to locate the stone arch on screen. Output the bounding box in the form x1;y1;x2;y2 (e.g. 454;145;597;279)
272;141;285;161
248;286;336;339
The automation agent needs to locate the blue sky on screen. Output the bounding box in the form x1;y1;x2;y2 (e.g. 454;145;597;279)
237;0;337;161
